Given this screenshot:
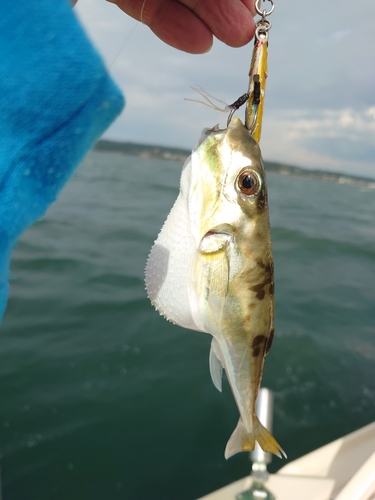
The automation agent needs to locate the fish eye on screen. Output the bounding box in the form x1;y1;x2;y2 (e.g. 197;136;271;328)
236;169;261;197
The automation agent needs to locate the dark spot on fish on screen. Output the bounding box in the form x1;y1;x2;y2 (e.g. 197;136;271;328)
253;260;273;276
252;335;266;357
250;281;270;300
257;188;268;211
249;260;274;299
266;263;274;275
252;347;261;357
256;259;266;269
265;328;274;356
252;335;266;347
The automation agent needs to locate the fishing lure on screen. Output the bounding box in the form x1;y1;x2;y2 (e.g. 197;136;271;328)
245;0;273;141
186;0;273;141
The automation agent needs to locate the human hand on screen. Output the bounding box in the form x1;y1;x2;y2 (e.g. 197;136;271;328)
106;0;256;54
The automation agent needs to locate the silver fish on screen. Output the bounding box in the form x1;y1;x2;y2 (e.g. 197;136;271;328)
145;117;285;459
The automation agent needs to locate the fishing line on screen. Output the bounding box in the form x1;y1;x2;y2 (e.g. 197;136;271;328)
140;0;147;24
108;21;139;70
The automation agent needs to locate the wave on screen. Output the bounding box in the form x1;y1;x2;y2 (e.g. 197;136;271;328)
272;226;375;260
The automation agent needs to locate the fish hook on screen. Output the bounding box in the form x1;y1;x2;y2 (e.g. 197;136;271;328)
226;93;250;127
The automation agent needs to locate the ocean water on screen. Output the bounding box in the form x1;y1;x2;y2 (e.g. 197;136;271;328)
1;150;375;500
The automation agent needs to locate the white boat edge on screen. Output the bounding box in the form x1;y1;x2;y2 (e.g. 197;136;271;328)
197;420;375;500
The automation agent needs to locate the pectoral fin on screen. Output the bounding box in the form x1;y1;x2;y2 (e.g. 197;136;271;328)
195;247;230;299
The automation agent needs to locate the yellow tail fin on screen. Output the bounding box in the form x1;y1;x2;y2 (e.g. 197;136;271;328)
224;417;286;459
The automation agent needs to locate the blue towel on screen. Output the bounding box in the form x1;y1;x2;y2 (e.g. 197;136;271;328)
0;0;125;319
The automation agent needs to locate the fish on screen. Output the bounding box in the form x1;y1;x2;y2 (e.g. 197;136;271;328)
145;116;285;459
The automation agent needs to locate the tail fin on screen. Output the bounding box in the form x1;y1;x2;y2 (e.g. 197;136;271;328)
224;417;286;460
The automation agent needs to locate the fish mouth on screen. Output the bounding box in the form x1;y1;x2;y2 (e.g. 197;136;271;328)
199;228;233;254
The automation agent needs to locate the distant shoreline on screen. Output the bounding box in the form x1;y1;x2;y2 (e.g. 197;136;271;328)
95;139;375;189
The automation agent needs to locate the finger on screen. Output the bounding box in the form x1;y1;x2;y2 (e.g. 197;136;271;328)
179;0;256;47
241;0;257;17
109;0;213;53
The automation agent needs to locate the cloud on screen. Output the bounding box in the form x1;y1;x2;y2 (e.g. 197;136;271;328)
261;107;375;178
295;107;375;164
300;137;375;164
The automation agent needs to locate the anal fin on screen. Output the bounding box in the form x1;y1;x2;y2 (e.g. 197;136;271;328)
209;337;224;392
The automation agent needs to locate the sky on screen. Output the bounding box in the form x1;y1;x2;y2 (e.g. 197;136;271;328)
75;0;375;179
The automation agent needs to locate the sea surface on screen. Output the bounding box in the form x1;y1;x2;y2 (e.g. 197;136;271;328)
1;150;375;500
